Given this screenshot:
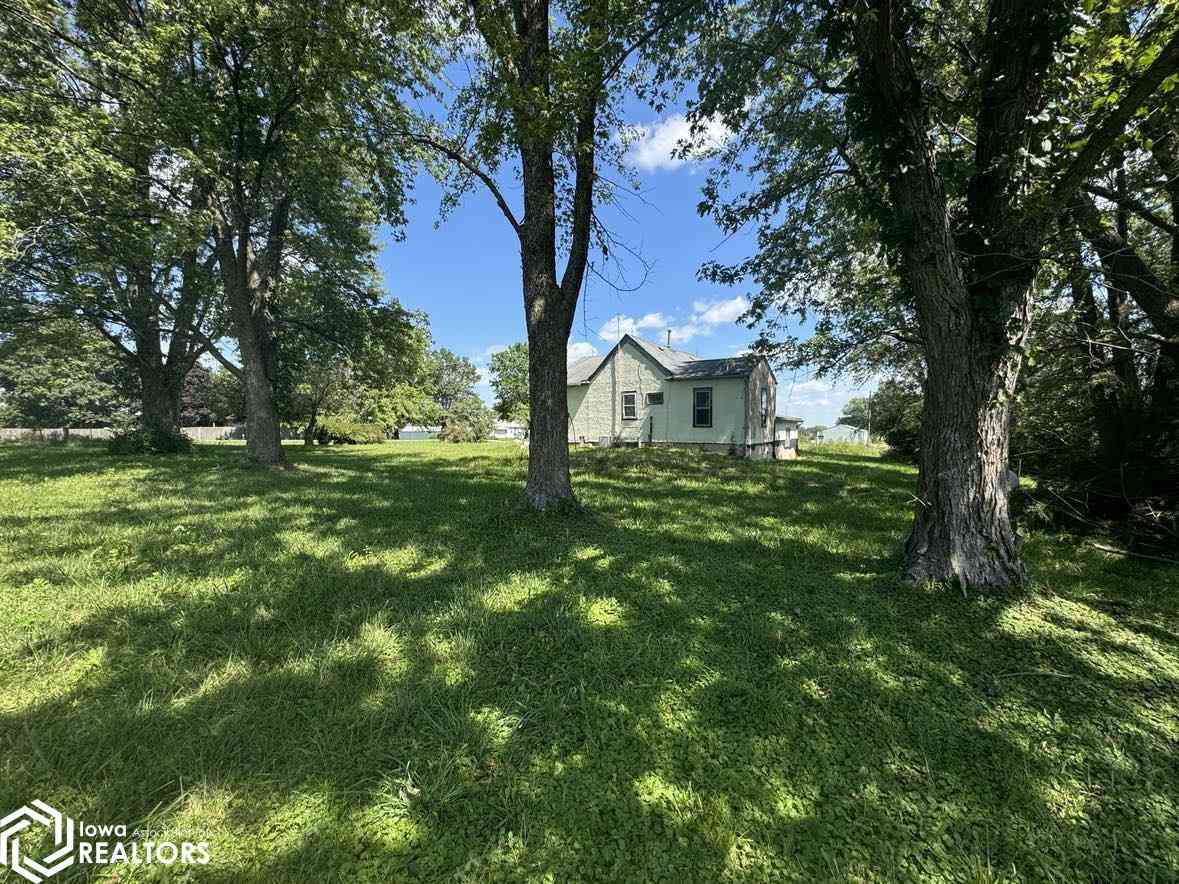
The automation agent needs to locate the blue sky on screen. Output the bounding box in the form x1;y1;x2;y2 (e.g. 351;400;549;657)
375;110;874;426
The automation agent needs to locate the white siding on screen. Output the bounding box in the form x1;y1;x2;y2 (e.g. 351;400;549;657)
568;339;667;442
566;341;777;453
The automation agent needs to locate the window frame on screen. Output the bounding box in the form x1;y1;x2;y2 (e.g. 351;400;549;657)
692;387;713;428
621;390;638;421
645;391;664;406
760;386;769;424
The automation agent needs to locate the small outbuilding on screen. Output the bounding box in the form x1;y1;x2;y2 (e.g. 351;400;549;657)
817;423;870;444
774;416;802;460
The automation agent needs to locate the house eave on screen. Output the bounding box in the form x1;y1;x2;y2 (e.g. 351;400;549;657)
667;373;753;382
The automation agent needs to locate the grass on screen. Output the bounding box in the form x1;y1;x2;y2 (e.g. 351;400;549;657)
0;440;1176;883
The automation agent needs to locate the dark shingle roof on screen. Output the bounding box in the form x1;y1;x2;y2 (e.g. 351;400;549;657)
670;356;759;380
567;353;606;385
626;337;701;374
566;335;763;385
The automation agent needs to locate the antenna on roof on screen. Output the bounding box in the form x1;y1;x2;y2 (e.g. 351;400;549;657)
666;329;671;347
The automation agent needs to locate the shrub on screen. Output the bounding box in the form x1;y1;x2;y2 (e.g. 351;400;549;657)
884;423;920;461
439;395;494;443
315;416;386;445
107;426;193;455
439;421;482;443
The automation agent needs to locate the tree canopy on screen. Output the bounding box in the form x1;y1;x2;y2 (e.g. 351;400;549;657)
489;343;529;421
0;319;133;430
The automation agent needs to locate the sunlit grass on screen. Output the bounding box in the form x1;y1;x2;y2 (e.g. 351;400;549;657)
0;440;1176;882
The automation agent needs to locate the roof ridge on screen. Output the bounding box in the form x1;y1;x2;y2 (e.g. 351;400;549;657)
626;334;700;364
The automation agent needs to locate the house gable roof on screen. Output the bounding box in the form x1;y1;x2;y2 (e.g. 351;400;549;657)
567;352;606;385
566;334;766;386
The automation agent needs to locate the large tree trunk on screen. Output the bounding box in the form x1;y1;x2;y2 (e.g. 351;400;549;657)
906;317;1026;587
230;301;286;466
220;264;287;466
139;365;183;435
124;243;204;438
514;2;587;510
519;173;576;508
523;292;574;507
215;199;291;468
466;0;599;510
848;0;1072;589
240;349;285;464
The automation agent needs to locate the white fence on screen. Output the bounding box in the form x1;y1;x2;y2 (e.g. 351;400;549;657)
0;427;114;441
0;425;248;442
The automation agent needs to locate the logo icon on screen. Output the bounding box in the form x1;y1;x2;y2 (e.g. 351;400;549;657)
0;801;75;883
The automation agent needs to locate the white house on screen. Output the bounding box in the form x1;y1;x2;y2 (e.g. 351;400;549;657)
566;334;801;459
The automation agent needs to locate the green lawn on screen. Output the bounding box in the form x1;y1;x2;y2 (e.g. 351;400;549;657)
1;442;1176;882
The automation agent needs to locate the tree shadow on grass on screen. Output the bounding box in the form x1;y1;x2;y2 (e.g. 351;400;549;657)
0;444;1177;881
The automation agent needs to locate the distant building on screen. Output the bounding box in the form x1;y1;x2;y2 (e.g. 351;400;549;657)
491;421;528;440
399;425;441;440
816;423;870;444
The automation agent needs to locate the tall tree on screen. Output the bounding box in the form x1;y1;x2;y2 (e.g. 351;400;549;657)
0;318;133;432
181;364;216;426
356;383;442;438
275;296;430;443
672;0;1179;587
425;348;479;414
1;0;224;436
148;0;437;466
414;1;690;507
489;342;529;420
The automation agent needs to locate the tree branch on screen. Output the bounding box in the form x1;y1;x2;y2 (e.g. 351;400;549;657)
1050;27;1179;209
405;132;521;235
1084;184;1179;236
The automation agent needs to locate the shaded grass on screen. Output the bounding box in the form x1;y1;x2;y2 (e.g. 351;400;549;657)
0;441;1176;882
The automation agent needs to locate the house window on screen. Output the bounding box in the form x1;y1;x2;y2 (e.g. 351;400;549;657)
760;386;769;423
646;392;664;405
693;387;713;428
621;391;637;421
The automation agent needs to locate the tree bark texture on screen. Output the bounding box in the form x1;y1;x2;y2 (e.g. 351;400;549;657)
850;0;1179;586
851;0;1073;588
214;198;291;467
228;281;286;466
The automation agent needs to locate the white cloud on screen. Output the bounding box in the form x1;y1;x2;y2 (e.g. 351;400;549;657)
783;378;840;408
779;376;878;426
596;296;750;347
694;295;749;326
567;341;599;363
622;113;732;173
596;312;670;342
